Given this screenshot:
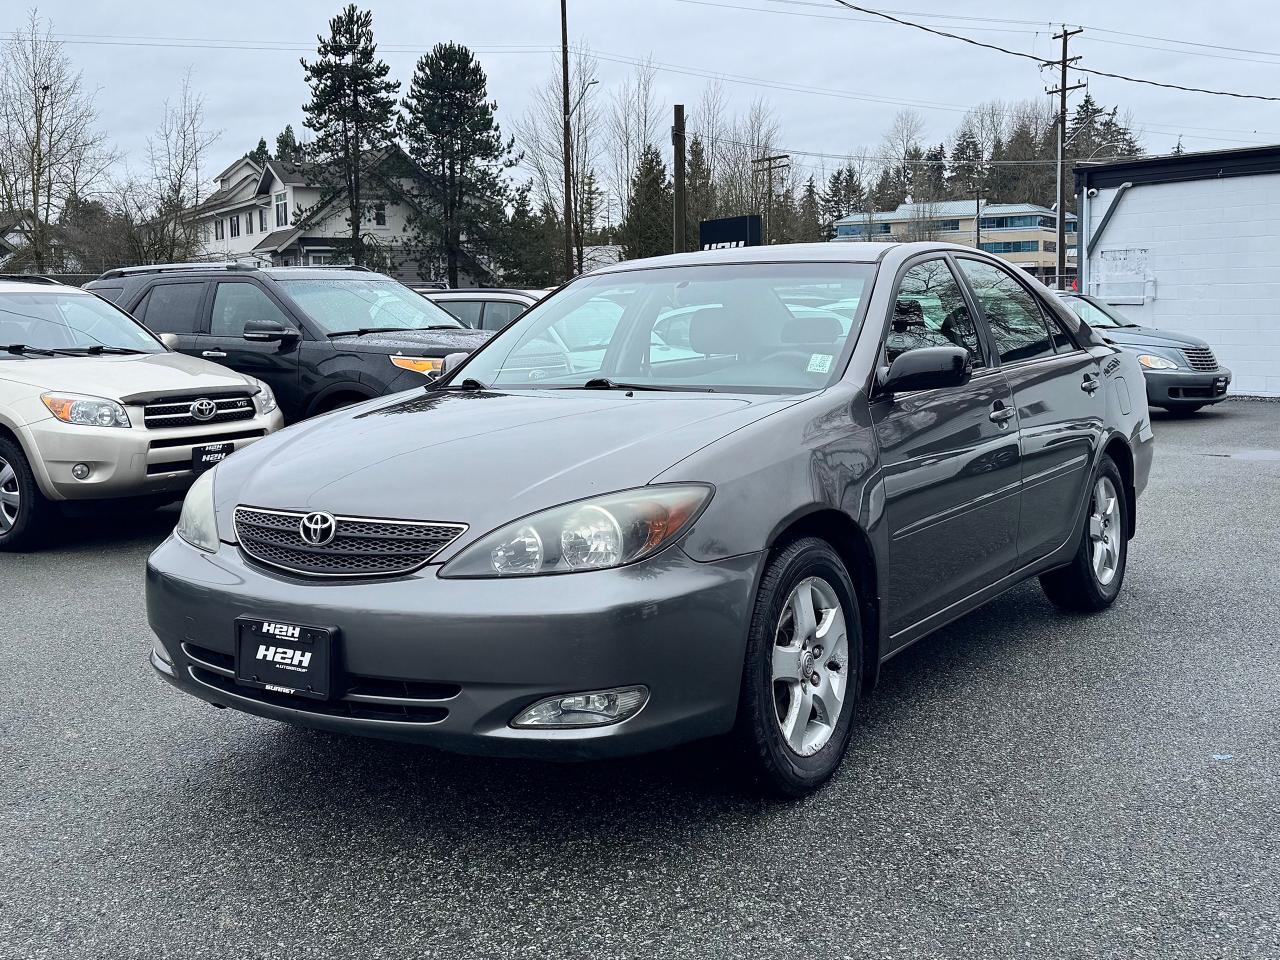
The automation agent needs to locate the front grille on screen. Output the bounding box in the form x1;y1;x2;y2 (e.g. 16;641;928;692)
149;428;266;450
1180;346;1218;372
182;641;457;723
234;506;466;578
144;394;255;429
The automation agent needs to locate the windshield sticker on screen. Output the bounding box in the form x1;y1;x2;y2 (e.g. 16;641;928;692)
807;354;833;374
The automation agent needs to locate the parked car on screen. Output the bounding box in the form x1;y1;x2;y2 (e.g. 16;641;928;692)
426;288;548;332
147;242;1153;796
84;264;490;422
0;277;282;551
1056;292;1231;414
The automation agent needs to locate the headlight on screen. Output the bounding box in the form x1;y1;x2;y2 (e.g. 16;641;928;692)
390;355;443;377
252;381;277;415
175;469;220;553
1137;353;1179;370
440;484;713;578
41;392;130;428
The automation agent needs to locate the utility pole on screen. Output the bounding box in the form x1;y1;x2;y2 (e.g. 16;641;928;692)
752;154;790;244
1049;25;1084;289
672;104;687;254
559;0;575;282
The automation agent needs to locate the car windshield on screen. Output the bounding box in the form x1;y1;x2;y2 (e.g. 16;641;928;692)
275;278;463;334
1060;295;1135;328
0;291;163;354
454;262;872;393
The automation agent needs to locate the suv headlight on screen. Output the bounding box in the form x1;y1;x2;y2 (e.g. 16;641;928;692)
1137;353;1179;370
175;469;220;553
251;381;278;415
440;484;713;578
390;355;443;377
41;392;131;428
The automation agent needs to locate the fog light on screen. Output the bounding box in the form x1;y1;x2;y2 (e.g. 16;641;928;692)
511;685;649;728
72;463;90;480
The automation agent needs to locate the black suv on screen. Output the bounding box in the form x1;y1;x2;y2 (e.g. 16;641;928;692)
85;265;490;422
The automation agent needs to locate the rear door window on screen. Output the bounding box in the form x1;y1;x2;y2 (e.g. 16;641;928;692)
957;259;1055;365
135;282;205;334
482;300;525;330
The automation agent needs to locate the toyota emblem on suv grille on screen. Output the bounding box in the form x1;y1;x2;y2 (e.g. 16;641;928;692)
298;511;338;547
189;398;218;421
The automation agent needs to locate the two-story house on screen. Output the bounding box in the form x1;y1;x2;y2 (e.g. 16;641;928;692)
191;152;413;268
832;200;1077;283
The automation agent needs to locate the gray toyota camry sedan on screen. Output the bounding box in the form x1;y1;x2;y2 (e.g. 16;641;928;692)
147;242;1153;795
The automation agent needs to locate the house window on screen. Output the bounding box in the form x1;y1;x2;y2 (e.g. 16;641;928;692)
928;219;960;232
274;191;287;228
229;214;240;239
374;203;386;226
244;211;253;235
214;219;224;241
259;209;268;232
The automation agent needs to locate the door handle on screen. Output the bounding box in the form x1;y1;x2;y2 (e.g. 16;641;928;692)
989;403;1016;426
1081;374;1100;394
202;350;227;358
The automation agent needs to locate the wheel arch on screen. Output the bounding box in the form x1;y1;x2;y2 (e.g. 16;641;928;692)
767;508;882;694
1101;433;1136;539
306;383;377;417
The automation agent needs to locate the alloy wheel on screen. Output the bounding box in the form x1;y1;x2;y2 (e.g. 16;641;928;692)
0;456;20;534
771;576;849;756
1088;476;1122;586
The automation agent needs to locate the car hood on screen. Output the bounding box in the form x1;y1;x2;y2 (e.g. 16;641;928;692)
1095;325;1210;350
214;388;794;537
327;327;491;356
0;351;257;399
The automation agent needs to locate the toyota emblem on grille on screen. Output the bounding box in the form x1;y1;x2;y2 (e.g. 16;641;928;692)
298;511;337;546
189;398;218;421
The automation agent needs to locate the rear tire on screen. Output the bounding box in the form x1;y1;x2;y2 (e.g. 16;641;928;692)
1039;456;1128;612
0;437;56;552
736;537;862;797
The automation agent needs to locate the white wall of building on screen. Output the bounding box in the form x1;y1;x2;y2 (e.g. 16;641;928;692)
1081;175;1280;397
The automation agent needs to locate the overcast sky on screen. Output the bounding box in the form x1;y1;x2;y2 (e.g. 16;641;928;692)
12;0;1280;191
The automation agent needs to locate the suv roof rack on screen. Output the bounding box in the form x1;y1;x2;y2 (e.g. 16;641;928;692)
0;274;60;285
97;262;259;280
264;264;375;272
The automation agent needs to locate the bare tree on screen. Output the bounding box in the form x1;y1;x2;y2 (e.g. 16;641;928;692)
0;9;114;271
513;43;602;269
114;70;220;264
606;59;664;223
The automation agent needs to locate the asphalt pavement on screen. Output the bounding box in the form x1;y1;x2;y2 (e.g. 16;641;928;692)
2;400;1278;959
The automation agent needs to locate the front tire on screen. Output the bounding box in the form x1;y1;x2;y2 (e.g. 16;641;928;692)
0;437;56;552
1039;456;1129;612
737;538;862;797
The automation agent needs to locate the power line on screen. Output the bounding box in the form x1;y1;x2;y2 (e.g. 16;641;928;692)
830;2;1280;102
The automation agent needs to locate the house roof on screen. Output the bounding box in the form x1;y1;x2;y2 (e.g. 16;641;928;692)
252;227;302;253
212;156;263;185
835;200;1074;226
259;159;317;190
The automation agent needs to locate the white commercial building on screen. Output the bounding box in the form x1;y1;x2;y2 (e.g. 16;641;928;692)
1076;146;1280;397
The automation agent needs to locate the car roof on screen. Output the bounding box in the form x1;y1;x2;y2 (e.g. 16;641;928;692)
428;288;539;298
587;241;932;276
0;279;91;295
90;263;399;284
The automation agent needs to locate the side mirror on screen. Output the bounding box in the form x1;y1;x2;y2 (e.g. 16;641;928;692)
157;332;179;350
243;319;298;343
878;346;973;395
441;351;470;376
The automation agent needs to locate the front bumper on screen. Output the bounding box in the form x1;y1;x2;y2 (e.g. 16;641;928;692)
1142;367;1232;408
25;409;283;501
146;535;761;760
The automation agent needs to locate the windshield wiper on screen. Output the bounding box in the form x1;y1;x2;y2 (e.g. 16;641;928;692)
2;343;67;357
577;378;714;393
416;324;464;331
326;327;408;338
63;345;151;355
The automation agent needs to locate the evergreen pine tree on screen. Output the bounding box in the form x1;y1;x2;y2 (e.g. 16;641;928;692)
917;144;947;201
247;138;271;166
947;127;983;200
684;134;715;251
275;125;304;164
400;42;519;286
797;176;823;241
619;144;672;260
299;4;400;265
870;167;901;211
500;187;561;287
